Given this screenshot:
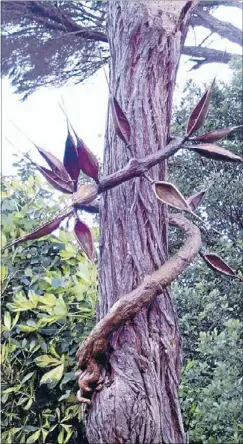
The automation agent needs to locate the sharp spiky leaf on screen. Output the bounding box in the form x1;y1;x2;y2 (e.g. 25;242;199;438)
110;96;131;145
186;79;215;136
74;219;94;262
189;126;243;143
77;139;99;181
200;252;243;281
37;146;71;181
187;189;207;211
36;165;74;194
188;144;243;163
59;102;99;180
72;184;98;206
63;128;80;186
2;213;71;251
153;181;195;214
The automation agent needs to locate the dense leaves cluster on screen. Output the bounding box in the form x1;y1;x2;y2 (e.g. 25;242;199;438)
170;60;243;443
1;163;97;443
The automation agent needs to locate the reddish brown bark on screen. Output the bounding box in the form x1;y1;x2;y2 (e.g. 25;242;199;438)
84;2;194;443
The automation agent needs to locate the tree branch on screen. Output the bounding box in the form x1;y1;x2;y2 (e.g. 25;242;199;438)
98;137;184;193
199;1;242;9
191;9;242;46
76;213;202;401
182;46;235;69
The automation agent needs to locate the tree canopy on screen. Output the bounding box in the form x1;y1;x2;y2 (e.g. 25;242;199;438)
1;0;242;98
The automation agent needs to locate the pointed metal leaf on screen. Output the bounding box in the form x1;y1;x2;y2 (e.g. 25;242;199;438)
200;252;242;281
72;184;98;206
110;96;131;145
74;219;94;262
187;189;207;211
2;213;70;251
63;128;80;186
189;126;243;143
77;142;99;181
187;79;215;136
153;181;193;214
189;144;243;163
37;146;70;181
59;101;98;180
36;165;74;194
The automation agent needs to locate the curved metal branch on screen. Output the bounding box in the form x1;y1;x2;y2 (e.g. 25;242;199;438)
76;213;202;402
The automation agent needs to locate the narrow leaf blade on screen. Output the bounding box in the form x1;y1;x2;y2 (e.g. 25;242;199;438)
153;181;193;214
37;147;70;181
189;126;243;143
200;252;242;281
2;213;70;251
110;96;131;145
76;139;99;180
63;128;80;186
36;165;74;193
187;189;207;211
74;219;94;262
187;79;215;136
189;144;243;163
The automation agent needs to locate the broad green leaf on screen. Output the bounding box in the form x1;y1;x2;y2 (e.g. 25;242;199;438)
16;324;37;333
28;176;35;188
42;429;49;443
1;233;7;249
35;355;62;368
26;429;41;443
21;371;35;384
3;386;21;394
0;343;7;364
58;390;71;401
4;311;11;330
48;344;61;360
39;293;57;306
17;397;29;406
60;250;75;260
58;427;65;444
37;315;62;327
8;292;39;312
12;312;20;328
1;265;8;282
62;424;73;443
40;364;64;386
25;268;33;277
23;398;33;410
53;295;67;317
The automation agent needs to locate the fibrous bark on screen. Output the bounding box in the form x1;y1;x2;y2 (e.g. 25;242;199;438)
77;213;202;391
81;2;195;443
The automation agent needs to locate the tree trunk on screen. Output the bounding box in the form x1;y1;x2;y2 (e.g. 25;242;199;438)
85;1;191;443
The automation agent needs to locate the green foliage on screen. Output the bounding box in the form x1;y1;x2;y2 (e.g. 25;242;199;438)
171;60;243;443
1;161;96;443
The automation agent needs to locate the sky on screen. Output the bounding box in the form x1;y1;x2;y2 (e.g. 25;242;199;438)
1;5;242;176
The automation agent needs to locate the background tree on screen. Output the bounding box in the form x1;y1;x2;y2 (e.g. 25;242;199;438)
1;1;242;443
1;1;242;97
171;59;243;443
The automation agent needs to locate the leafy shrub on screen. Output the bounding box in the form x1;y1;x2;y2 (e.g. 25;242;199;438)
1;162;97;443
